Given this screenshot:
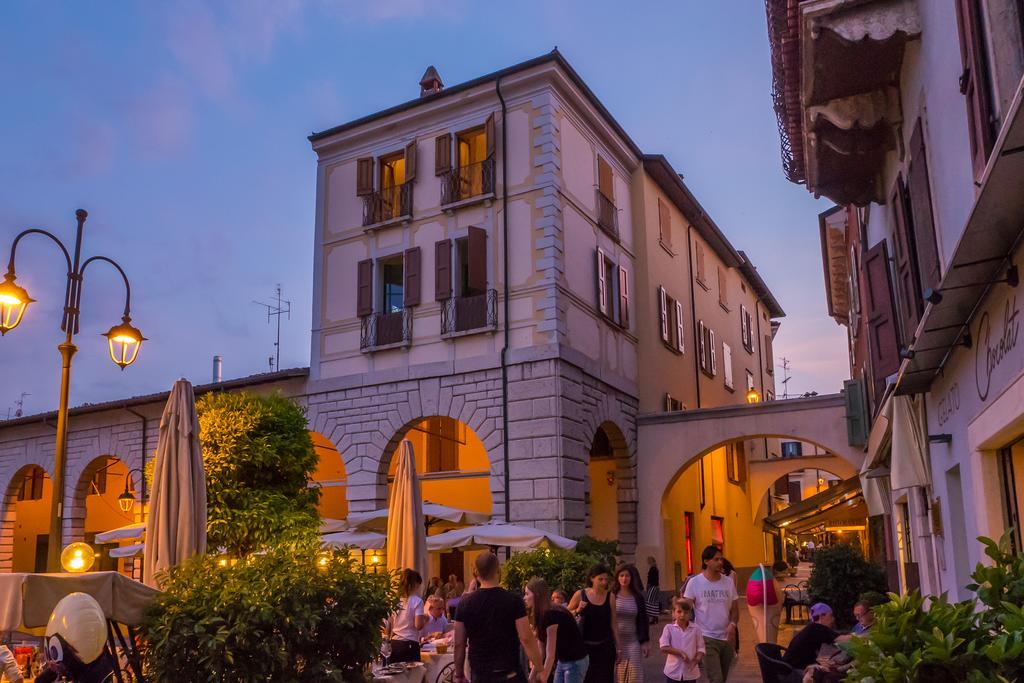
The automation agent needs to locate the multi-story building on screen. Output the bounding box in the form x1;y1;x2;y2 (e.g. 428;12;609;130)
768;0;1024;596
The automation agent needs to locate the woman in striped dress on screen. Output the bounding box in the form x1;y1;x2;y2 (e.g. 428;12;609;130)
612;564;650;683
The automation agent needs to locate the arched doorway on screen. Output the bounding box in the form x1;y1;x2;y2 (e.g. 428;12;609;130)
586;421;633;548
72;456;136;574
2;465;53;572
310;431;348;522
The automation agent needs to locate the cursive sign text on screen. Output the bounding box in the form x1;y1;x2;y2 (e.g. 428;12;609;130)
975;296;1020;402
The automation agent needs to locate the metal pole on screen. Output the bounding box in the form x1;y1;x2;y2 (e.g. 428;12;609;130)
46;338;76;572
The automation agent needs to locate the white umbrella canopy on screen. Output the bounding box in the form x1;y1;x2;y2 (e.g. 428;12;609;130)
386;440;428;582
143;379;207;588
426;522;577;552
321;530;387;550
342;502;489;532
93;522;145;544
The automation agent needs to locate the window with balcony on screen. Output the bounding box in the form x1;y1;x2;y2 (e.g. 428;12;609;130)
382;258;404;313
438;227;497;336
437;115;496;206
358;249;419;351
357;143;416;227
596;156;618;239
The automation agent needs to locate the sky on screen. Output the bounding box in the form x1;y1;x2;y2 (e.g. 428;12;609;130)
0;1;849;419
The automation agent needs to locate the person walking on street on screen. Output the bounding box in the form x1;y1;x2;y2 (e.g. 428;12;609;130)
659;598;704;683
681;546;739;683
388;569;427;663
525;577;589;683
454;552;544;683
645;557;661;625
568;564;620;683
611;564;650;683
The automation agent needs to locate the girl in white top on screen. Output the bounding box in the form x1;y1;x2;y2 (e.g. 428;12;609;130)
0;644;23;683
389;569;426;663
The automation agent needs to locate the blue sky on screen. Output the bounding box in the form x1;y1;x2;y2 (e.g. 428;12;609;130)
0;1;848;417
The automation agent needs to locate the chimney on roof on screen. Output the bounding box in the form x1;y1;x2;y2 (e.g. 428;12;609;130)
419;66;443;97
212;355;222;383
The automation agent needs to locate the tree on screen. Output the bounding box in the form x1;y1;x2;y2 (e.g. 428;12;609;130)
807;543;887;629
198;392;319;556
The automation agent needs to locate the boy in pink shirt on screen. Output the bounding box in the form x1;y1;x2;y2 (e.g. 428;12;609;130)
660;598;705;683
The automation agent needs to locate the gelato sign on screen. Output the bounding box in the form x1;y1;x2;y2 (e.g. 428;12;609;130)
975;295;1020;401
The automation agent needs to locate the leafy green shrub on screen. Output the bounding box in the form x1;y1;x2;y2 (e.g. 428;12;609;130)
198;392;319;556
573;536;620;569
143;543;396;682
502;548;602;595
807;543;886;629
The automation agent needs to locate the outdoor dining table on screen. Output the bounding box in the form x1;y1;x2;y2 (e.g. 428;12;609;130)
372;648;455;683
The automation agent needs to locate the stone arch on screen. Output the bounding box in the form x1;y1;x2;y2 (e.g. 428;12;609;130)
752;462;854;523
584;420;636;554
0;463;52;572
68;455;137;573
309;431;348;522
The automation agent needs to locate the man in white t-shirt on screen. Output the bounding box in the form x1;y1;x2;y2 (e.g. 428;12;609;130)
682;546;739;683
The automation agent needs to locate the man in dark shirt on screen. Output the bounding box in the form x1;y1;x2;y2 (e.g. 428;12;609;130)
454;552;544;683
783;602;840;670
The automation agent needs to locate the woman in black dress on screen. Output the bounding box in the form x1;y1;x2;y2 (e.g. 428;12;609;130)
568;564;619;683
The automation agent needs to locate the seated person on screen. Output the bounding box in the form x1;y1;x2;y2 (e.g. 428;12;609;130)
783;603;840;670
851;599;876;635
420;595;451;642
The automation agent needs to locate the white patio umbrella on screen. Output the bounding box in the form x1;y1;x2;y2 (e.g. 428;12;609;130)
386;440;428;582
321;530;386;550
93;522;145;544
319;518;348;534
143;379;207;588
109;543;145;559
426;522;577;551
342;502;489;532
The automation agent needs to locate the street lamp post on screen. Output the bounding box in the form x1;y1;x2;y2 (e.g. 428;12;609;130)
0;209;145;572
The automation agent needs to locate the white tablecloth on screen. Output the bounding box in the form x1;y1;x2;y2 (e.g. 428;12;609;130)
373;651;455;683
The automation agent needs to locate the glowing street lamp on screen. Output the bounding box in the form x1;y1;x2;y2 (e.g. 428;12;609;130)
1;210;144;572
746;388;762;404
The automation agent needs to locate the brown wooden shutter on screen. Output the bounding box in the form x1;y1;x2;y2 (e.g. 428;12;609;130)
864;240;901;390
404;141;417;181
718;266;728;306
618;266;629;328
907;120;942;298
485;113;495;159
356;259;373;316
891;175;922;338
356;157;374;196
955;0;996;178
658;198;671;246
764;333;774;375
435;134;452;176
696;242;706;283
435;240;452;301
468;226;487;293
403;247;421;307
597;156;613;200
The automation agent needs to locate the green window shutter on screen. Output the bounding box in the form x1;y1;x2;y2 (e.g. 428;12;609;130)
844;378;868;447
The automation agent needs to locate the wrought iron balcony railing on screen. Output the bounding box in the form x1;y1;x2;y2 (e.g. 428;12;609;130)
596;189;618;239
360;307;412;350
441;290;498;335
441;157;496;205
362;182;413;227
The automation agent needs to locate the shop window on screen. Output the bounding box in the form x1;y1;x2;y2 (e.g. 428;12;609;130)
999;438;1024;552
684;512;695;576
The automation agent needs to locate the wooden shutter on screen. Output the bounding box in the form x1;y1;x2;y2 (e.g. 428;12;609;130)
658;286;669;341
696;242;706;283
618;266;629;328
435;134;452;176
356;259;373;316
434;240;452;301
907;120;942;298
675;300;685;353
740;305;749;348
844;378;869;447
764;334;774;375
468;226;487;293
709;328;717;376
597;156;613;200
403;247;421;307
723;343;734;388
356;157;374;196
698;321;707;371
718;266;728;307
864;240;901;389
597;249;608;315
955;0;996;177
658;198;671;246
404;141;417;181
484;113;496;159
891;176;922;338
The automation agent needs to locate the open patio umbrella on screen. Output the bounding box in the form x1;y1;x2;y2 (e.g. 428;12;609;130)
426;522;577;551
341;502;489;532
321;530;386;550
143;379;207;588
93;522;145;544
386;440;428;582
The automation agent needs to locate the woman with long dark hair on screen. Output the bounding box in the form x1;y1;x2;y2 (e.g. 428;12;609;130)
611;564;650;683
525;578;589;683
388;568;427;663
568;564;619;683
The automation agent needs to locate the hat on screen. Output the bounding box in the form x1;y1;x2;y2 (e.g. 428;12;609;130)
809;603;833;620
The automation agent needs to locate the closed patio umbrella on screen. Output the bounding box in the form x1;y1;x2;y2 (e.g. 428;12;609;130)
143;379;207;588
386;440;428;582
426;522;577;551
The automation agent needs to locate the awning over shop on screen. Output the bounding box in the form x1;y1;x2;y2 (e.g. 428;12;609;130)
897;76;1024;395
765;476;863;531
890;395;930;489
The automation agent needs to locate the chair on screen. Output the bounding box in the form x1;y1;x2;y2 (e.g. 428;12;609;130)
783;584;808;624
755;643;802;683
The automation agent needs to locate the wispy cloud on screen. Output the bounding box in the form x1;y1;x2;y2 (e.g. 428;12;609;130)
127;75;195;159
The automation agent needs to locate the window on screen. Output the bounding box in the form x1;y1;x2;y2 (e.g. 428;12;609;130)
658;286;670;343
781;441;803;458
998;438;1024;552
746;370;755;393
695;242;707;286
597;156;614;202
710;516;725;552
658;197;672;251
379;152;405;192
414;417;465;473
726;443;745;485
596;156;618;237
436;115;495;204
698;321;716;377
717;266;729;310
90;460;111;495
764;333;775;375
381;258;405;313
684;512;695;575
740;305;753;353
357;144;416;225
955;0;997;178
17;466;45;501
674;300;685;354
665;394;684;412
723;342;734;390
596;248;628;327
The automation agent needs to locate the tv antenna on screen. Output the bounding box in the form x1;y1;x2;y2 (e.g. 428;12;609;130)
780;357;792;399
253;285;291;373
6;392;29;420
